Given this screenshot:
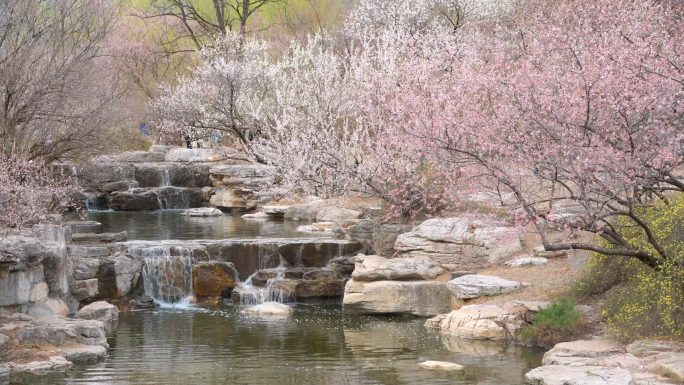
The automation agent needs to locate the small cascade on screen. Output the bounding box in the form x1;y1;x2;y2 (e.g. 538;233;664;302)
157;187;190;210
71;166;80;189
237;256;295;306
160;169;171;187
130;245;196;306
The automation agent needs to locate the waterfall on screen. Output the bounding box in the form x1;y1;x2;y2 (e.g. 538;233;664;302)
157;187;189;210
237;256;294;306
161;169;171;187
130;245;196;307
71;166;80;189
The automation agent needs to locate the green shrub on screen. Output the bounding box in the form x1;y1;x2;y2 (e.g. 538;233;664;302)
521;298;585;347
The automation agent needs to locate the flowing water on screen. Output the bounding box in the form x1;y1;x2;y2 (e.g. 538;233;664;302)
85;211;326;240
9;303;545;385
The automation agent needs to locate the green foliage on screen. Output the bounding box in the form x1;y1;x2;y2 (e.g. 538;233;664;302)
521;298;585;347
574;193;684;342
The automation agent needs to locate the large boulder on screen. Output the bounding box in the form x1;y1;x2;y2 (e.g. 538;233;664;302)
394;217;522;267
436;305;527;340
351;254;443;282
343;279;453;316
372;223;414;257
108;189;160;211
192;261;238;297
70;253;142;301
446;274;527;299
76;301;118;321
10;316;108;347
25;298;69;318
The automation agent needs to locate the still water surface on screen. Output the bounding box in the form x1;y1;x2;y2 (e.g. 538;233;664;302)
86;211;325;241
11;303;544;385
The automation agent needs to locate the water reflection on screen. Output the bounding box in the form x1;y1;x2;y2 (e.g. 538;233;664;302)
85;211;327;241
10;304;544;385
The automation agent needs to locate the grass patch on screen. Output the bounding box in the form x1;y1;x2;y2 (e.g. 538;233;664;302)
520;298;585;347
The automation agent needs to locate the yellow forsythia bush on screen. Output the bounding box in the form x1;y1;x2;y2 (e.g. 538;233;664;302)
576;193;684;341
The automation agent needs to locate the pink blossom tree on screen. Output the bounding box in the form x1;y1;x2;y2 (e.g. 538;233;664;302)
369;0;684;268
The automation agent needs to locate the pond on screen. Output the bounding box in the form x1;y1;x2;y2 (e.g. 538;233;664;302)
85;211;327;241
10;303;544;385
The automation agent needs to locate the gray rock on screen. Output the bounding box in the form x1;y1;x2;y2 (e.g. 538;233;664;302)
62;345;107;362
180;207;223;217
71;257;103;280
165;148;223;163
524;365;633;385
351;254;443;282
67;246;111;258
15;316;108;347
209;164;277;188
26;298;69;318
72;232;128;243
534;246;568;258
64;221;103;234
372;223;413;257
395;217;522;268
7;356;73;372
0;333;9;347
0;269;31;306
418;361;464;371
343;279;453;316
70;279;99;301
64;221;102;234
446;274;527;299
316;206;362;222
437;305;527;340
76;301;118;321
108;189;161;211
284;203;321;221
263;205;289;216
651;352;684;382
449;271;477;280
102;180;138;193
505;256;549;267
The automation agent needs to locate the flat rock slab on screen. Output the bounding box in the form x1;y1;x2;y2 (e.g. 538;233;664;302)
505;256;548;267
263;206;289;216
533;246;567;258
446;274;527;299
524;365;633;385
351;254;443;282
242;212;270;219
72;232;128;243
418;361;464;371
244;302;294;316
5;356;72;372
67;246;111;258
181;208;224;217
62;345;107;362
652;352;684;382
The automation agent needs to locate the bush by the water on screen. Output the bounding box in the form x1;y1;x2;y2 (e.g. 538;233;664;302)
574;194;684;342
520;298;585;347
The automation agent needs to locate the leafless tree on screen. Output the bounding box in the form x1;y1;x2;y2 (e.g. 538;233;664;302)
0;0;124;163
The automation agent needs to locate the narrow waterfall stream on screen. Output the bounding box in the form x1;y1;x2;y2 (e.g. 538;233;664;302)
130;245;196;306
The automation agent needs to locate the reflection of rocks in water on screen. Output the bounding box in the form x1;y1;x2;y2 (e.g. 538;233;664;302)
441;334;513;356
